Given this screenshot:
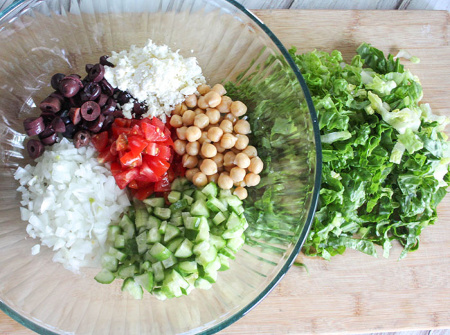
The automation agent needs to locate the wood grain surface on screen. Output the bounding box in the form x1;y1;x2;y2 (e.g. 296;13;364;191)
1;9;449;335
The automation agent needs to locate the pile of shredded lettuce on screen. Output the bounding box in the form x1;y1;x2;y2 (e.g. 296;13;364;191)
295;43;450;259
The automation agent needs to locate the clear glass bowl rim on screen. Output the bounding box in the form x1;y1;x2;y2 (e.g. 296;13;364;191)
0;0;322;333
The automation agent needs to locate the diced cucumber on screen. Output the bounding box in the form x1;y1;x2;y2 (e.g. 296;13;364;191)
222;228;244;239
143;197;165;208
154;207;171;220
219;189;232;198
227;235;245;252
170;215;183;227
206;197;228;213
230;204;244;215
121;277;143;300
190;199;210;217
134;272;154;292
152;262;165;283
162;270;189;298
122;221;136;240
181;211;191;223
226;212;244;230
169;199;188;212
218;247;236;260
150;242;172;261
202;269;218;284
135;208;149;229
166;237;184;253
168;191;181;203
193;241;210;255
182;194;194;205
204;257;221;274
147;215;161;229
159;221;167;235
107;225;121;242
136;231;149;254
162;254;177;269
174;238;194;258
196;246;217;267
212;212;227;225
218;253;230;271
209;234;226;250
101;253;118;271
94;269;115;284
226;195;243;207
194;190;207;202
164;224;181;243
195;277;212;290
147;227;162;243
114;234;125;249
178;261;198;274
201;182;218;198
171;177;188;191
183;189;194;197
140;261;152;272
118;264;136;279
109;247;126;262
195;217;210;243
119;215;133;228
144;250;158;263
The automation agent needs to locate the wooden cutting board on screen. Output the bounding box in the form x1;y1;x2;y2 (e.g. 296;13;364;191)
1;9;449;335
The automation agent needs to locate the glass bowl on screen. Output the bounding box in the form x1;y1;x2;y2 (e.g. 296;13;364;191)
0;0;321;334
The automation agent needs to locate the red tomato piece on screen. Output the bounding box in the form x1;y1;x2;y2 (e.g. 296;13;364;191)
144;155;170;177
157;145;172;162
128;180;139;189
112;124;131;138
133;184;154;201
144;142;159;156
128;136;148;154
154;173;171;192
97;146;115;164
114;118;132;127
91;131;109;152
120;151;142;168
110;162;122;176
151;117;165;131
141;122;166;142
114;167;139;189
130;124;143;136
116;133;128;152
137;161;160;182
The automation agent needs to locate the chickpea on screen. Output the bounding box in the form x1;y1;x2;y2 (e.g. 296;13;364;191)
223;151;236;167
192;171;208;187
194;113;209;129
184;94;197;108
211;153;224;168
230;101;247;117
170;115;183;128
245;173;260;187
234;152;251;169
197;84;211;95
194;108;204;115
198;131;211;144
200;159;218;176
235;134;249;150
234;119;251;135
243;145;257;158
230;147;241;155
207;126;224;142
204;91;222;108
224;113;237;123
208;173;219;183
249;156;264;174
217;96;232;114
197;96;209;109
218;173;233;190
172;104;183;115
214;142;226;153
230;167;246;182
182;154;198;169
173;139;187;156
233;186;248;200
176;126;188;140
219;119;233;133
201;143;217;158
220;133;237;149
182;110;195;126
186;141;200;156
206;108;221;124
185;168;200;181
185;126;202;142
234;180;246;187
211;83;227;96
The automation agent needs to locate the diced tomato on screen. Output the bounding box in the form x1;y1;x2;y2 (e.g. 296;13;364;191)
137;161;159;182
129;124;143;136
157;145;172;162
97;146;115;164
154;173;171;192
114;118;132;127
133;184;154;201
151;117;165;131
128;180;139;189
145;155;170;177
120;151;142;168
128;136;148;154
141;122;166;142
110;162;122;176
144;142;159;156
91;131;109;152
110;142;118;156
160;135;174;147
112;124;131;138
115;133;128;152
114;167;139;189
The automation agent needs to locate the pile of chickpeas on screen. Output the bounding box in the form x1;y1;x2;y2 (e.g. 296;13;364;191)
170;83;263;200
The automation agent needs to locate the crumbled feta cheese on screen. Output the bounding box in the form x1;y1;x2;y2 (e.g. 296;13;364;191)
104;40;205;121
